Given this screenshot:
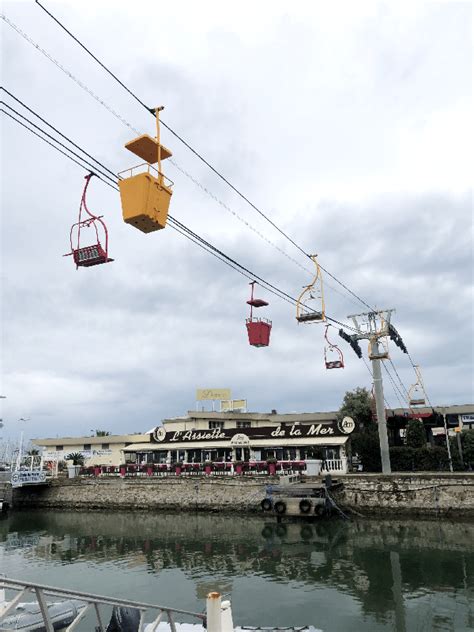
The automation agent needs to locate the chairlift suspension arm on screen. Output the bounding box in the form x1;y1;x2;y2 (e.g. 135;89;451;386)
155;106;164;185
249;281;255;319
296;255;325;321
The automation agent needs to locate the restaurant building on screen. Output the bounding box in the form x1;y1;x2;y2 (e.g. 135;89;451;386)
33;404;473;475
123;410;355;473
34;433;150;467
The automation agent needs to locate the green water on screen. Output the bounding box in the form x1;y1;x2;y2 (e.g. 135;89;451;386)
0;510;473;631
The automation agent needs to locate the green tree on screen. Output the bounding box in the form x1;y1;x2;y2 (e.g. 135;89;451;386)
339;387;380;472
66;452;85;466
462;430;474;468
405;419;426;448
95;430;111;437
338;387;374;431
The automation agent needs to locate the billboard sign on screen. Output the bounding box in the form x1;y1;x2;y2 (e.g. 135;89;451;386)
152;420;354;444
220;399;247;412
196;389;231;401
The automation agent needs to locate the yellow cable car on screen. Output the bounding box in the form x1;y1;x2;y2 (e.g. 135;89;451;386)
118;106;174;233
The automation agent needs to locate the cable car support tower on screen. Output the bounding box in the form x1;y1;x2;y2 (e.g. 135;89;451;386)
347;308;395;474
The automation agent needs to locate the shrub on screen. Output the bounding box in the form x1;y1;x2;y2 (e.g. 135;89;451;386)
417;446;450;471
352;433;381;472
389;447;416;471
405;419;426;448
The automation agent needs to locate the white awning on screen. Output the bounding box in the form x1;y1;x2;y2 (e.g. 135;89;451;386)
123;443;155;451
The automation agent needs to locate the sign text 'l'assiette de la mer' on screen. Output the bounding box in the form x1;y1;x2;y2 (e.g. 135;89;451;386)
152;419;355;444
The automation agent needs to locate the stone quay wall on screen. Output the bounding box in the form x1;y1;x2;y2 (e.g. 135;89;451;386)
11;472;474;517
12;476;269;512
333;473;474;517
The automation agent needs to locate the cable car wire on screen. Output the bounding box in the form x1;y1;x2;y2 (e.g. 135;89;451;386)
387;358;411;401
3;9;429;379
1;14;430;398
0;108;118;192
1;101;118;187
2;106;355;325
382;363;409;410
25;5;378;313
0;88;119;183
3;106;427;408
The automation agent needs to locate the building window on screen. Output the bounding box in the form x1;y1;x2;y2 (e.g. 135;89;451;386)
236;421;251;428
209;421;224;429
83;444;91;451
101;443;110;450
55;445;63;451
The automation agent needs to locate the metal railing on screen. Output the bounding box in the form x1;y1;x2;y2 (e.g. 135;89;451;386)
0;577;207;632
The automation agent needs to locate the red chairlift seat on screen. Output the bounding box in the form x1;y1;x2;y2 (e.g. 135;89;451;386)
246;282;272;348
65;174;113;269
409;398;426;406
324;326;344;369
73;243;111;268
325;359;344;370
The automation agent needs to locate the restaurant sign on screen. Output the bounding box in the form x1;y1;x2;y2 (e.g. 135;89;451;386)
152;418;355;444
196;389;231;401
11;470;47;488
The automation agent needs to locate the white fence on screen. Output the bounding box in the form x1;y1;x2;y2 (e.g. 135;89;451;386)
321;458;348;474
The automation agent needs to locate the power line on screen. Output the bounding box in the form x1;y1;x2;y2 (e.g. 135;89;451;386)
28;4;378;312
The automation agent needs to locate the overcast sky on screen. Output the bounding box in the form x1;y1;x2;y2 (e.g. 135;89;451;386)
1;1;472;443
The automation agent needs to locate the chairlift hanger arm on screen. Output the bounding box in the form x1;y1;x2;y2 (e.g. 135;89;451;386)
296;255;325;322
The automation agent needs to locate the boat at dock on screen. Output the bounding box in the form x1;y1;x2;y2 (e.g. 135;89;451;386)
0;579;322;632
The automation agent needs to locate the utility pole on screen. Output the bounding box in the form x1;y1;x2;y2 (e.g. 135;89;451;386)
348;309;395;474
456;416;465;469
441;407;454;473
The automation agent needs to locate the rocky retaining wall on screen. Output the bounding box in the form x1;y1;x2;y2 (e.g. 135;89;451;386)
12;476;269;512
11;472;474;517
333;473;474;517
0;479;12;508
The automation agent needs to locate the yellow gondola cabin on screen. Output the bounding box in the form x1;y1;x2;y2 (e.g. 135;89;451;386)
118;106;174;233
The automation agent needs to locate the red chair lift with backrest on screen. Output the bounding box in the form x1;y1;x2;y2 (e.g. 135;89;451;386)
324;325;344;369
246;281;272;347
65;173;113;269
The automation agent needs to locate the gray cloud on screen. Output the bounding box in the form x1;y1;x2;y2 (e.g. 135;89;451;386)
1;1;472;442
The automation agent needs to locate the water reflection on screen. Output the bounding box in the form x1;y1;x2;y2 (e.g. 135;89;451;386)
1;511;473;631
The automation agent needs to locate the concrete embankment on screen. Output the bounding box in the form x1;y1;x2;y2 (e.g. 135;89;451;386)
10;472;474;517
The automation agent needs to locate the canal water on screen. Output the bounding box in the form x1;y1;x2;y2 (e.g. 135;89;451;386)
1;510;473;631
